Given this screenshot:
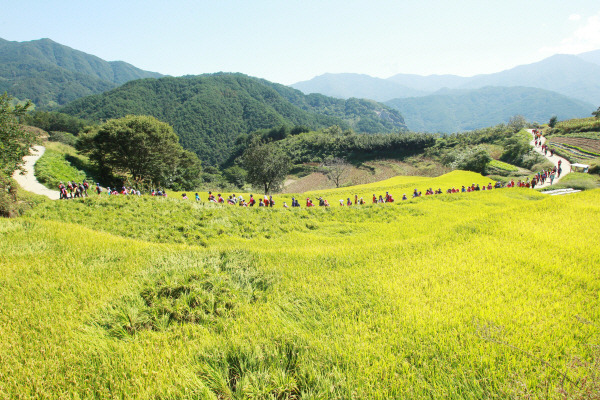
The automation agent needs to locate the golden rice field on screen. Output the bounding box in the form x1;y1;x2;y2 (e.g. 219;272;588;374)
1;171;599;399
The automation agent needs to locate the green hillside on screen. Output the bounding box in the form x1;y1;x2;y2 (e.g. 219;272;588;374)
386;86;594;133
2;174;599;398
0;38;163;108
61;73;407;165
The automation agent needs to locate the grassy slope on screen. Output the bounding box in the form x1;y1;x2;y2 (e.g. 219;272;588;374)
542;172;600;191
34;141;92;189
2;171;600;398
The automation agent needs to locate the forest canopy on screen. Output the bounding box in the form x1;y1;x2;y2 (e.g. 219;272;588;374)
60;73;407;165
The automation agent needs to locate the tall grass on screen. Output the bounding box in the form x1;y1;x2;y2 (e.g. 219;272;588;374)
2;172;600;398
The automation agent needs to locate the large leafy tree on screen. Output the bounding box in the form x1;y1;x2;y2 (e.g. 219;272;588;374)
242;139;290;194
0;94;37;178
79;115;197;187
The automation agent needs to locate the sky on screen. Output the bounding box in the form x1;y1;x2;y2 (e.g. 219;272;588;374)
1;0;600;85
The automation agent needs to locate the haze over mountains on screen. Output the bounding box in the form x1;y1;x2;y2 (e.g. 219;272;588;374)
386;86;594;133
292;51;600;132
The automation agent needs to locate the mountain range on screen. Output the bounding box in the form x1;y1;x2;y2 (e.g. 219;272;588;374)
3;36;598;137
386;86;594;133
292;51;600;132
292;51;600;105
0;37;163;107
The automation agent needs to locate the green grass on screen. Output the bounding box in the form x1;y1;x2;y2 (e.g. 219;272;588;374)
555;117;600;134
542;172;600;191
488;159;519;172
2;171;600;399
34;141;93;189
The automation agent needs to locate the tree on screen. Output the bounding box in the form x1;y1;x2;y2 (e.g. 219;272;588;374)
508;115;527;132
167;149;203;191
0;94;36;178
223;165;247;189
1;93;37;217
78;115;195;187
548;115;558;128
500;136;531;166
592;107;600;119
242;139;290;194
322;157;351;188
451;147;491;174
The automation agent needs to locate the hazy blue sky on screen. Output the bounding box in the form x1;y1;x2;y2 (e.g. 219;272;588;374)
2;0;599;84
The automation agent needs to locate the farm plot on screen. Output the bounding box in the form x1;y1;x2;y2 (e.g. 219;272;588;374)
548;136;600;162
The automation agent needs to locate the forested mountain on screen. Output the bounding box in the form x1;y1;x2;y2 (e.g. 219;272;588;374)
61;73;407;165
0;38;163;107
291;73;426;101
385;86;594;133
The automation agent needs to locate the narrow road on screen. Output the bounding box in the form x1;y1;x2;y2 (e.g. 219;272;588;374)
11;145;61;200
527;129;570;189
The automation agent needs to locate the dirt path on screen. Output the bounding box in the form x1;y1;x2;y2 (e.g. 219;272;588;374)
11;145;61;200
527;129;570;189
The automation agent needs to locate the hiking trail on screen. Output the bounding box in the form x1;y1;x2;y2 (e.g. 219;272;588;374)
12;145;60;200
527;129;570;189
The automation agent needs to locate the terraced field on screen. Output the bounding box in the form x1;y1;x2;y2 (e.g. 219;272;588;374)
2;171;600;399
549;137;600;156
547;136;600;163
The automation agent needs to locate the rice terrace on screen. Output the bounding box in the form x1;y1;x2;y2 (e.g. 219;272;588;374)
2;7;600;397
3;139;600;398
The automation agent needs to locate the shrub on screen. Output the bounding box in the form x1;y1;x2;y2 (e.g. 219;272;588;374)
48;131;78;147
450;147;491;173
588;159;600;175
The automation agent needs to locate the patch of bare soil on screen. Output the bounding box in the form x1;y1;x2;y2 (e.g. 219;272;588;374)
281;159;448;193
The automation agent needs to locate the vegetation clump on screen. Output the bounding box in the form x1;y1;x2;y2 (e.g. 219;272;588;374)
96;250;272;338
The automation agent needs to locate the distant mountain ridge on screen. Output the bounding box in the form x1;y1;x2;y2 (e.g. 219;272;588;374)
292;73;427;101
385;86;594;133
292;50;600;105
61;73;406;165
0;37;163;107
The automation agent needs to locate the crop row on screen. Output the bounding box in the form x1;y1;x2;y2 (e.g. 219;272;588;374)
549;137;600;155
555;117;600;133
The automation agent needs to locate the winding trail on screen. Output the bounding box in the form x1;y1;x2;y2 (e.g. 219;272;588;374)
11;145;60;200
527;129;570;189
9;133;573;200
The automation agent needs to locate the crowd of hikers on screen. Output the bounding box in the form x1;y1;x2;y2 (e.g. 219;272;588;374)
57;176;554;206
60;180;516;207
56;129;569;204
526;129;564;189
58;180;90;199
